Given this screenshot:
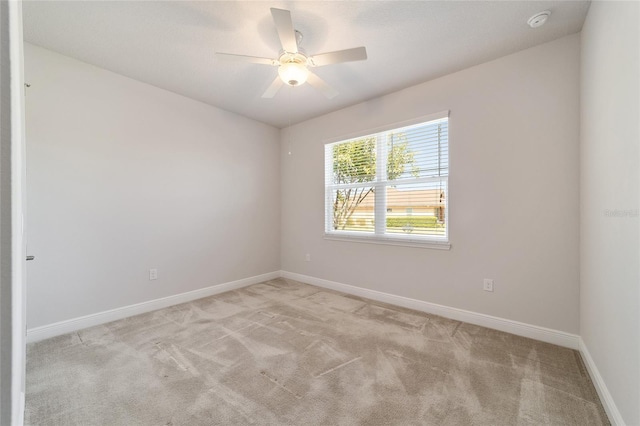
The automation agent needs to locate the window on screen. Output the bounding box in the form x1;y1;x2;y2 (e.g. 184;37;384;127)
324;112;449;248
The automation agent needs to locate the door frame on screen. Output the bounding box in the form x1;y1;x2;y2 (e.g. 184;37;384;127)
9;0;26;424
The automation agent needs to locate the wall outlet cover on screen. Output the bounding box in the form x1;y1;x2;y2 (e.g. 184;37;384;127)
483;279;494;292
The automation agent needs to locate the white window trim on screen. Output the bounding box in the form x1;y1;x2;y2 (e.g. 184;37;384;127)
323;110;450;250
324;233;451;250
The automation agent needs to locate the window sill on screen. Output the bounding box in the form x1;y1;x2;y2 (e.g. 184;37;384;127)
323;233;451;250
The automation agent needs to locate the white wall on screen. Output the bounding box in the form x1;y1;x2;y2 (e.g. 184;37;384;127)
580;2;640;425
281;35;581;334
24;43;281;329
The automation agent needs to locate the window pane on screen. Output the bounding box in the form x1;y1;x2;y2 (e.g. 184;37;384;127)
386;132;419;181
385;181;447;237
386;120;448;181
331;187;375;232
331;137;376;184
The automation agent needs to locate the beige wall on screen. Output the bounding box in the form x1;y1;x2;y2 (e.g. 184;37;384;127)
281;35;581;333
25;44;281;328
580;1;640;424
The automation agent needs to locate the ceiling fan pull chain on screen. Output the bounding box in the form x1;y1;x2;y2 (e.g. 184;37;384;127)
288;86;293;155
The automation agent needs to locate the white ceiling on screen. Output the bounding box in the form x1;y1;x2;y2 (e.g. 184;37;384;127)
23;1;590;128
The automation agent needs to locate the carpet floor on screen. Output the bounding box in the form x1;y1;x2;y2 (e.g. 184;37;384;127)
25;278;608;425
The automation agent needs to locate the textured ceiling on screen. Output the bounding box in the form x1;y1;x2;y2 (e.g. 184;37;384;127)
23;1;590;128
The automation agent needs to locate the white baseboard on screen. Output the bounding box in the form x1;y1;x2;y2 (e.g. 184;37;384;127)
280;271;580;350
579;338;625;426
26;271;281;343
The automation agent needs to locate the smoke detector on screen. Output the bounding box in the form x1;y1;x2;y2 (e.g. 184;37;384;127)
528;11;551;28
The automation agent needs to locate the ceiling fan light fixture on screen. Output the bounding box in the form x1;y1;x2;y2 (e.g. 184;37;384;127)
278;61;309;86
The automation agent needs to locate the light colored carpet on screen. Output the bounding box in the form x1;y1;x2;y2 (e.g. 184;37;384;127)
25;278;608;425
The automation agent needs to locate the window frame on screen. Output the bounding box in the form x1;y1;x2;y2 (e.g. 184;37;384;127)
323;111;450;250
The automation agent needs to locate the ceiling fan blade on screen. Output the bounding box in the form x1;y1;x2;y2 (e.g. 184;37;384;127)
306;72;338;99
262;77;284;98
216;52;278;66
309;47;367;67
271;8;298;53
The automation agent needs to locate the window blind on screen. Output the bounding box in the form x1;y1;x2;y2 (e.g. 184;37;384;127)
324;113;449;245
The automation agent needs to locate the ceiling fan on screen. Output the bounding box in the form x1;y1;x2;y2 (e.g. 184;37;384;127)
216;8;367;99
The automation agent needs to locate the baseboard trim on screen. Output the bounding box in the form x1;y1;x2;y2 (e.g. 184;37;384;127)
579;338;624;425
280;271;580;350
26;271;281;343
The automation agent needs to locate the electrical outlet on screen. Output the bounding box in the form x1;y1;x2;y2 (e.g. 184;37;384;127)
483;279;494;292
305;253;311;262
149;268;158;280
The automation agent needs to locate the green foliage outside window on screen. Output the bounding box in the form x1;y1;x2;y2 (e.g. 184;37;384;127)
332;134;418;230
